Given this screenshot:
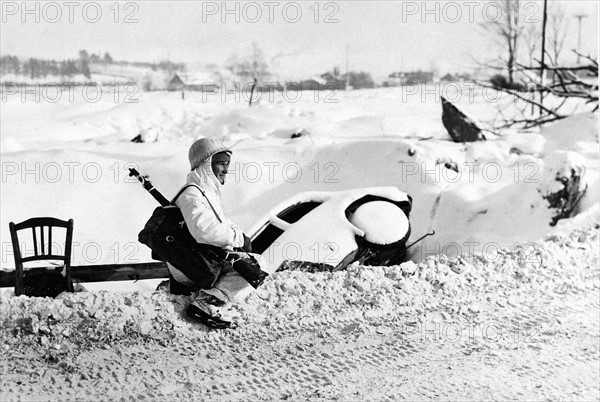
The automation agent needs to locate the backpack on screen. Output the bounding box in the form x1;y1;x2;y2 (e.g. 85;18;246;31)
138;185;226;289
138;184;268;289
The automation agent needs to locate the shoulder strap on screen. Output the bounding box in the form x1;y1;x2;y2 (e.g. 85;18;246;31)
170;184;196;205
171;184;223;223
174;184;255;261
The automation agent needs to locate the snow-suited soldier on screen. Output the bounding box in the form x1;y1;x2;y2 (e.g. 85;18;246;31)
168;138;268;329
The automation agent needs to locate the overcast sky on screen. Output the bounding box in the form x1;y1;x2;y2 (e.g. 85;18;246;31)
1;0;598;79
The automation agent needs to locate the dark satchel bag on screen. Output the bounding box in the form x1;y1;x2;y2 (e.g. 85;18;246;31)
138;185;226;289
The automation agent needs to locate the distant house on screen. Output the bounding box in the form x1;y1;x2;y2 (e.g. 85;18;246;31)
439;73;473;83
167;73;218;92
295;75;325;91
440;73;457;82
260;81;284;92
320;72;339;82
167;74;185;91
386;70;434;86
294;73;346;91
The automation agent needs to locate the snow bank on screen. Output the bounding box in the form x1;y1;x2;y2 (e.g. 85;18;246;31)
1;226;597;343
0;87;598;273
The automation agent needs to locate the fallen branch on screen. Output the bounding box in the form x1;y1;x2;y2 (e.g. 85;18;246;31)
476;82;563;118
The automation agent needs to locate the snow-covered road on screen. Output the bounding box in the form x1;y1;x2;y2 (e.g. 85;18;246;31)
1;226;598;400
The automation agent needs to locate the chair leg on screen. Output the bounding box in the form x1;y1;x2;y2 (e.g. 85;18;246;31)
15;264;23;296
65;266;73;292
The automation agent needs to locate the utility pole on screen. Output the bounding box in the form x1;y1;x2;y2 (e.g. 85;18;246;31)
574;13;588;64
539;0;548;115
345;44;350;91
166;50;173;78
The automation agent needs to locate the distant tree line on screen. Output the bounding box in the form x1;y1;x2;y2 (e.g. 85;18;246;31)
0;50;186;80
0;55;90;80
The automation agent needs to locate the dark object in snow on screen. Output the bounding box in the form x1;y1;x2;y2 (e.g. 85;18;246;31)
544;168;588;226
291;129;309;139
444;161;459;173
408;148;416;156
441;96;486;142
131;134;144;143
248;77;258;107
9;217;74;297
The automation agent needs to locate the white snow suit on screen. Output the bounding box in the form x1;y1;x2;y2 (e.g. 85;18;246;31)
167;162;249;302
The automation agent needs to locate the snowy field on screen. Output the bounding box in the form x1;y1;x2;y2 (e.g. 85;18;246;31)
1;86;598;271
1;85;599;400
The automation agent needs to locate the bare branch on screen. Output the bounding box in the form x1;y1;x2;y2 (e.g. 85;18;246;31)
476;82;563;117
573;50;599;67
518;63;597;73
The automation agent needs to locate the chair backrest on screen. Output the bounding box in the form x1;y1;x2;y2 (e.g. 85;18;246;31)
9;217;74;295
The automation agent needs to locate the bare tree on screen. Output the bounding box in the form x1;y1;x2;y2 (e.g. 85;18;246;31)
480;52;598;130
547;4;569;66
270;47;306;83
226;42;269;83
480;0;523;85
522;22;540;67
476;2;596;131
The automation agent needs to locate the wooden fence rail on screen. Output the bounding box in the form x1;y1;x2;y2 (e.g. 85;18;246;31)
0;262;168;288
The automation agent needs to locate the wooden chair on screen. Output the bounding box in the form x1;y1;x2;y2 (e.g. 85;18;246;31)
9;217;74;296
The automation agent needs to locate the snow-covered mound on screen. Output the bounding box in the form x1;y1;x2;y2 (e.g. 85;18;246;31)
0;86;598;276
1;226;597;342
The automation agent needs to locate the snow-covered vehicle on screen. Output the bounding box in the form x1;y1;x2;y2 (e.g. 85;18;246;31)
248;187;412;273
